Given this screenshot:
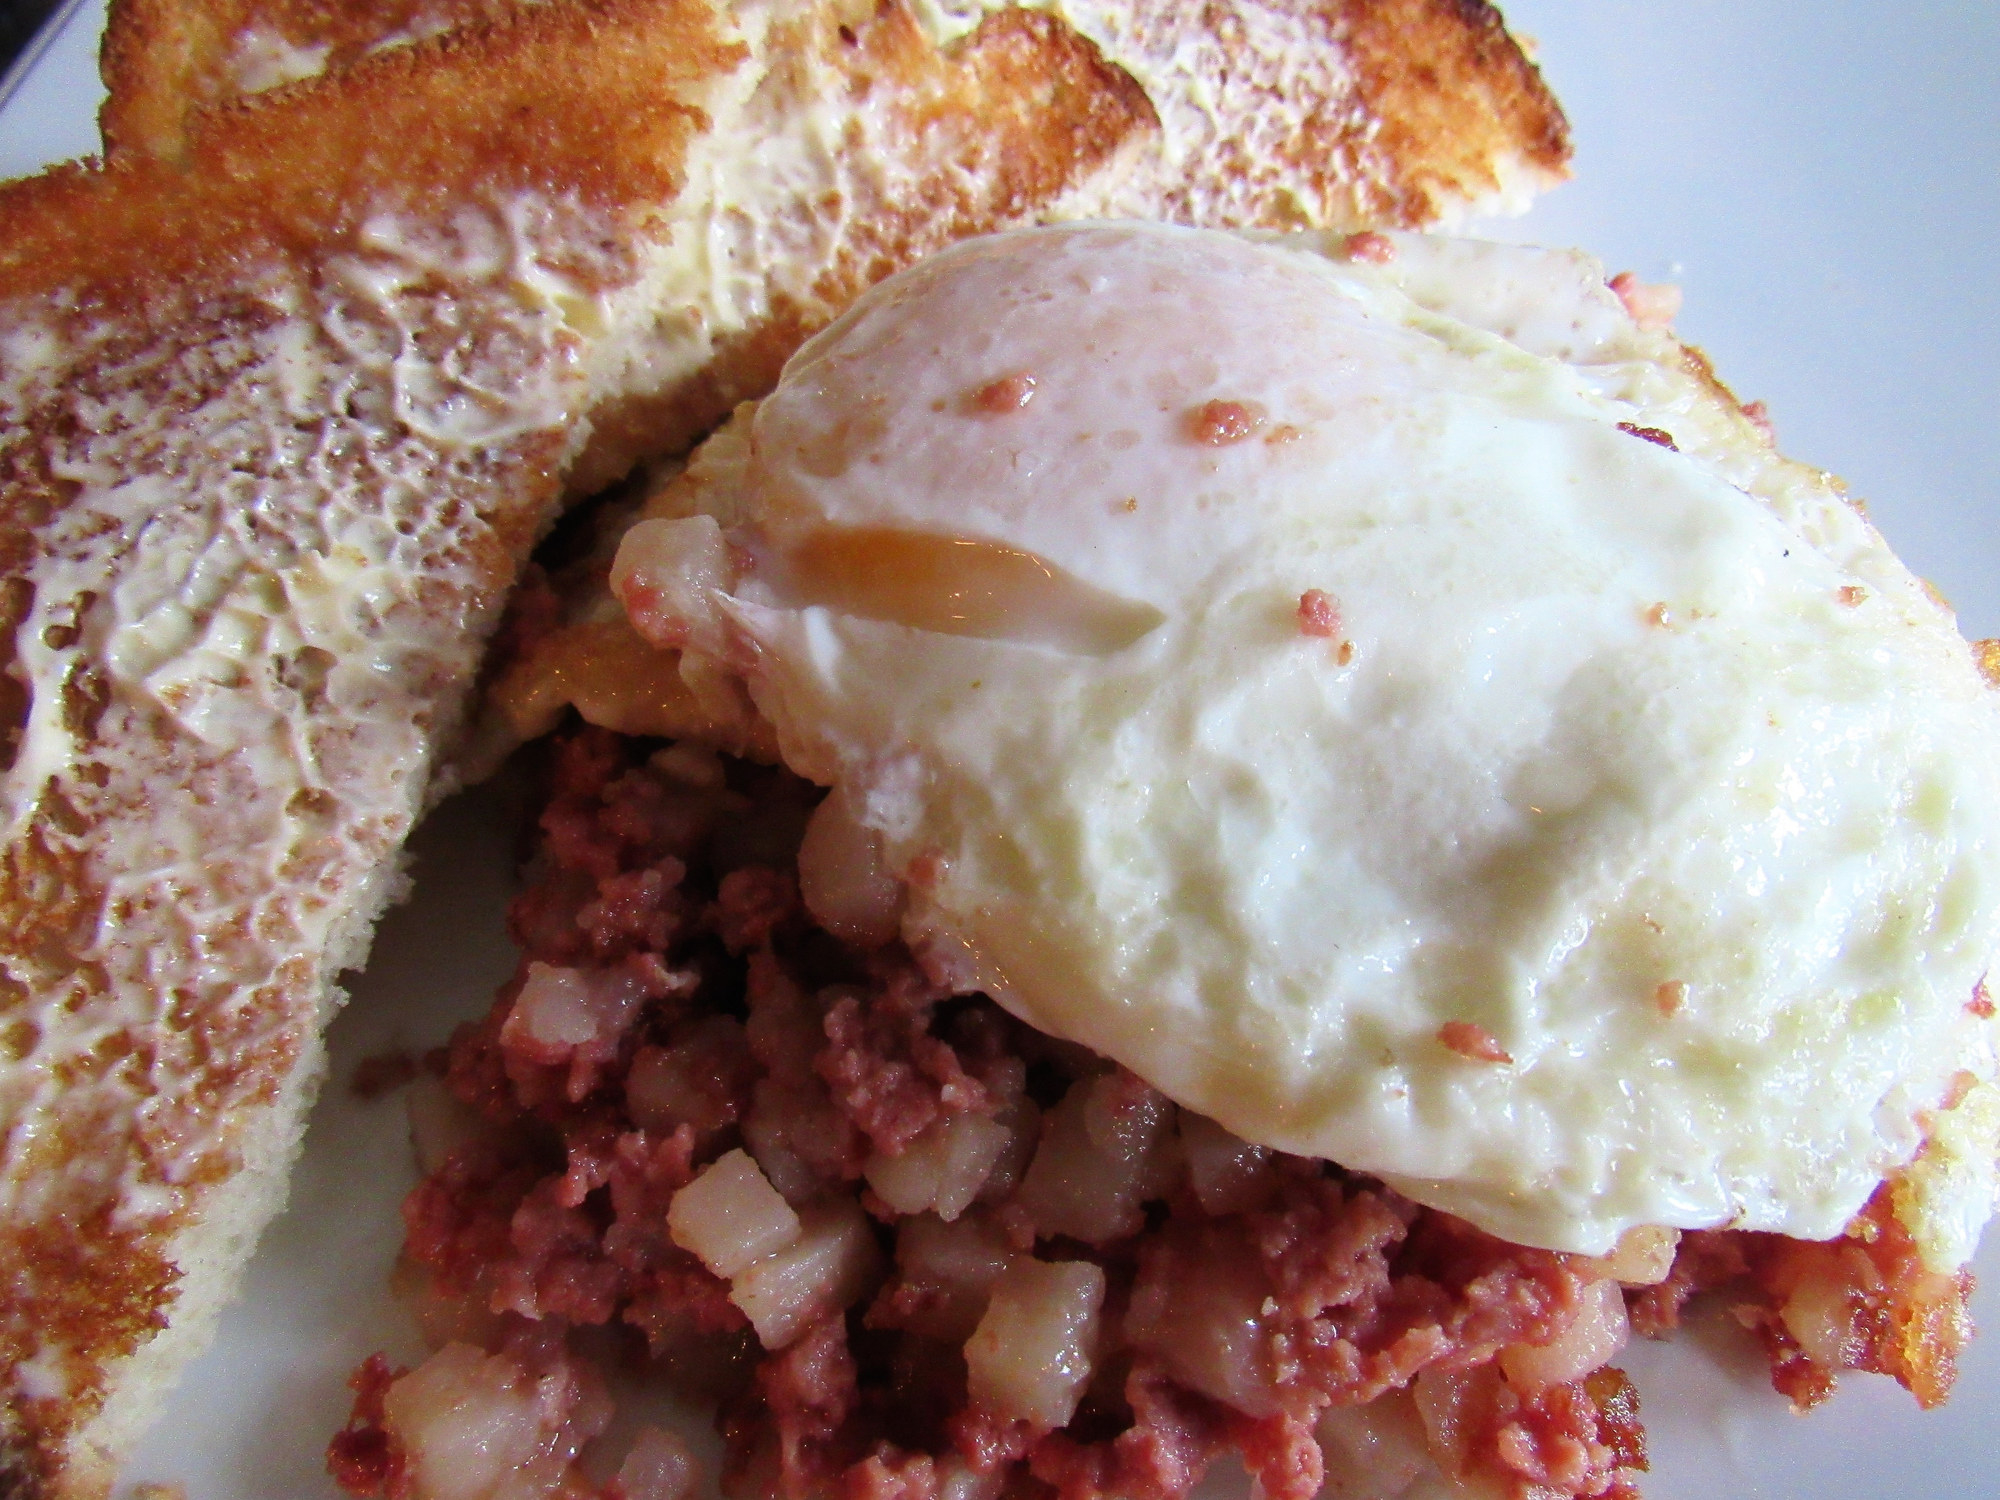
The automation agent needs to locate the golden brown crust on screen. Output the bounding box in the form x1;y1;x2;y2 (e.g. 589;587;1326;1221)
96;0;1570;233
1016;0;1567;231
99;0;536;158
97;0;244;160
13;0;731;310
1338;0;1571;223
1972;639;2000;689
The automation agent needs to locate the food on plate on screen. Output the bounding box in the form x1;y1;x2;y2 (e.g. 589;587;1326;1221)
618;222;2000;1260
0;1;1567;1491
98;0;534;155
430;0;1576;756
96;0;1571;242
336;223;2000;1497
336;726;1660;1500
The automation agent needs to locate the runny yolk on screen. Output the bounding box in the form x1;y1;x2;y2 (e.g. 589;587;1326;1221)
780;526;1163;655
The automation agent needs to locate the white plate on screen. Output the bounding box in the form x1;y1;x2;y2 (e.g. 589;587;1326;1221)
3;3;1997;1497
0;0;104;177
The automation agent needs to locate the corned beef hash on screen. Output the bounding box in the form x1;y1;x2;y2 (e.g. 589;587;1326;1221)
327;224;2000;1500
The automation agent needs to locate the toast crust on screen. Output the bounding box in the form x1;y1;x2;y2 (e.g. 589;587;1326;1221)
1030;0;1570;227
14;2;727;309
97;0;1570;230
1339;0;1571;224
99;0;536;159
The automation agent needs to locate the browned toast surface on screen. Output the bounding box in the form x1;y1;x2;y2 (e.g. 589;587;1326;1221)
19;0;718;304
99;0;1569;228
1339;0;1572;224
98;0;541;158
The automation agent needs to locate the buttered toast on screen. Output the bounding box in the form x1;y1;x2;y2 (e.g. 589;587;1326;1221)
98;0;1571;231
1;0;1565;1493
1;7;735;1491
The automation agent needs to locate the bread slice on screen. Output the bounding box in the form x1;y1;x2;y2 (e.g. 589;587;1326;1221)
0;10;735;1491
1;1;1567;1493
98;0;1571;230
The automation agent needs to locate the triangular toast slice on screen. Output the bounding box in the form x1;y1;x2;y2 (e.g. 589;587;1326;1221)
0;0;1565;1492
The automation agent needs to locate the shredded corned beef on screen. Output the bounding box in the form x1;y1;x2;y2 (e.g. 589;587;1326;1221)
326;1354;406;1498
329;727;1969;1500
1634;1192;1971;1413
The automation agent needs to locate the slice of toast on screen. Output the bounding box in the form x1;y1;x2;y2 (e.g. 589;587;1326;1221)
0;9;737;1491
2;1;1567;1493
99;0;1571;229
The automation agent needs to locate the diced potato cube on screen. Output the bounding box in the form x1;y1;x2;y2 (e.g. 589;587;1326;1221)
1013;1075;1173;1243
1316;1389;1438;1500
668;1148;801;1278
1582;1224;1680;1286
890;1212;1016;1342
1498;1276;1630;1394
1776;1265;1870;1372
797;786;905;947
730;1195;884;1349
1413;1363;1509;1486
1178;1110;1276;1216
613;1424;699;1500
963;1258;1105;1429
625;1015;750;1137
1124;1228;1279;1416
938;1457;1007;1500
382;1343;576;1500
1081;1071;1173;1160
865;1111;1011;1222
